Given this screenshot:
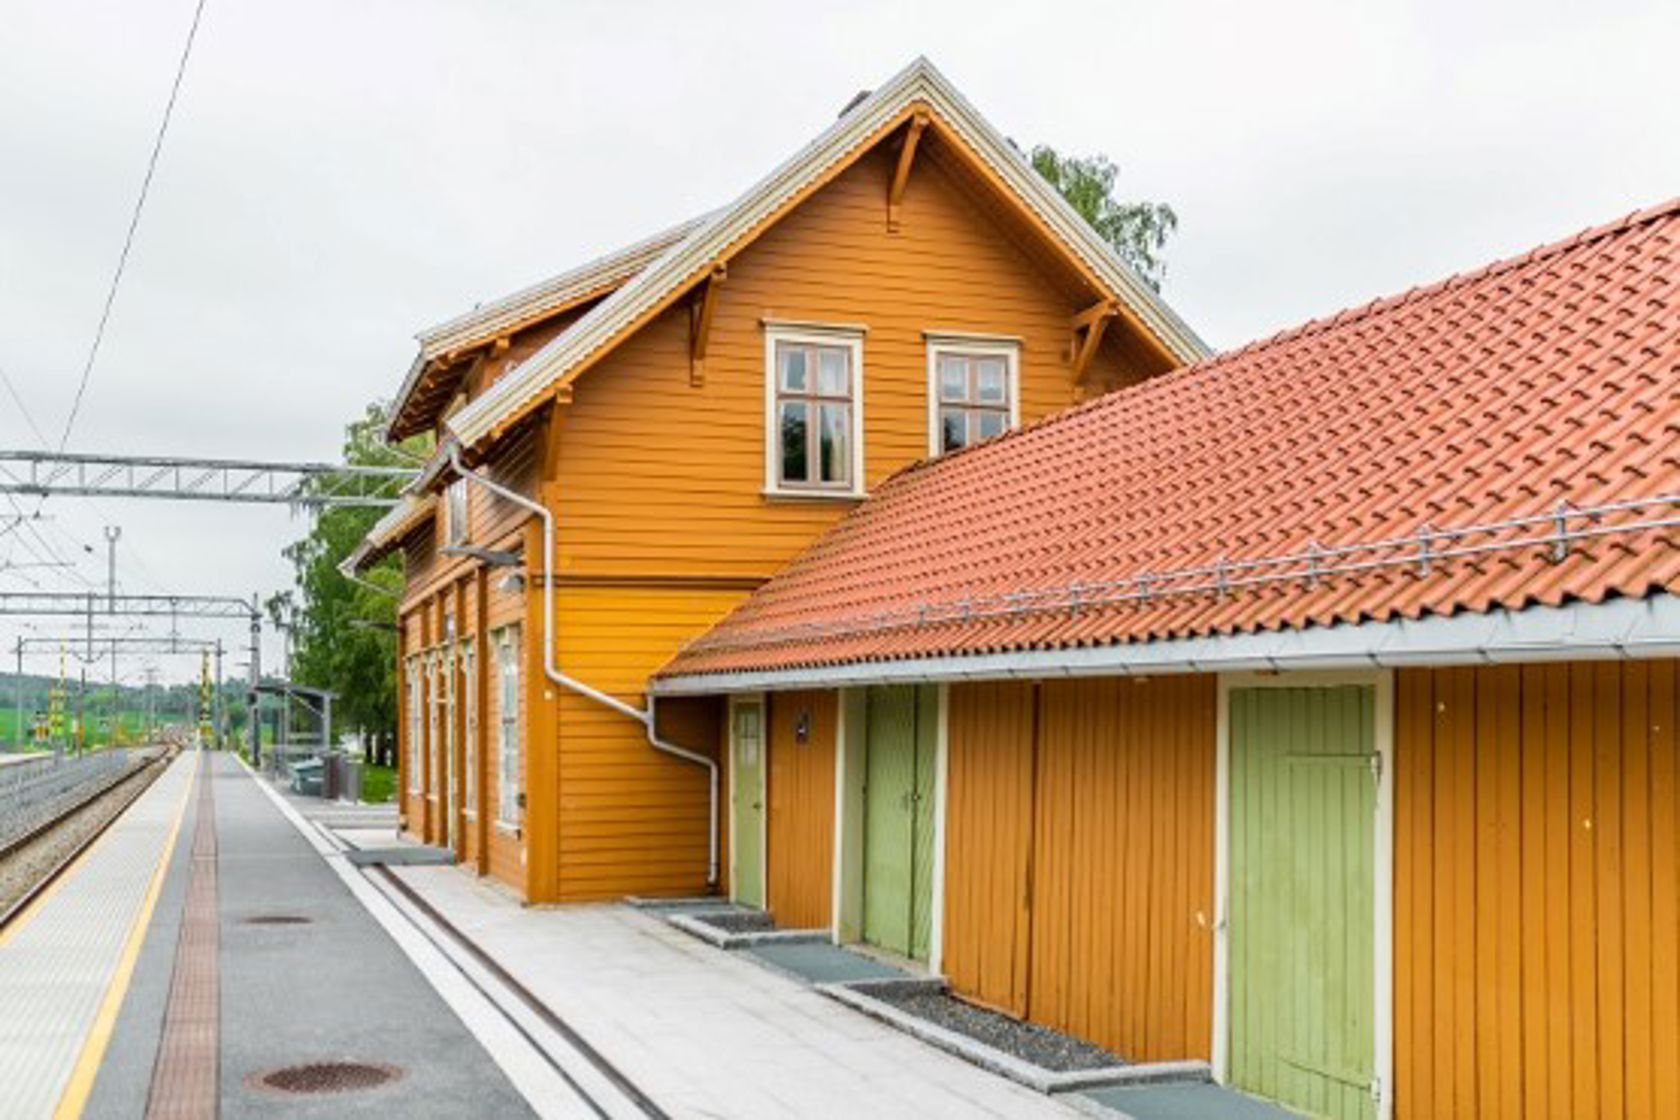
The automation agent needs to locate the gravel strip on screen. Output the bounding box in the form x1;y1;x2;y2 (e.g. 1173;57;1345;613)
0;752;170;919
869;987;1124;1072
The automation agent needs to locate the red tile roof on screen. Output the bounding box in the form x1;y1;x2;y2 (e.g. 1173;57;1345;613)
660;198;1680;680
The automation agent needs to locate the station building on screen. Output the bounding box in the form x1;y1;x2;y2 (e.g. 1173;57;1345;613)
349;56;1680;1120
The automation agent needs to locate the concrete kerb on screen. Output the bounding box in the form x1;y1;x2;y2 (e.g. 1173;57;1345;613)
664;912;829;950
815;981;1211;1096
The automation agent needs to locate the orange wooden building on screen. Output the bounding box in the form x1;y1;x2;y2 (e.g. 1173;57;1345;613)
651;198;1680;1118
350;52;1680;1118
346;57;1204;903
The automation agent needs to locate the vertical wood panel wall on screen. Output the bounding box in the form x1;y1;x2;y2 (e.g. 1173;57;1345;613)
942;676;1216;1063
943;680;1037;1015
766;690;836;929
1395;662;1680;1120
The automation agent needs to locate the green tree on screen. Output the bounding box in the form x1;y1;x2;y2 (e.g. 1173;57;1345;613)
277;401;429;763
1030;145;1177;291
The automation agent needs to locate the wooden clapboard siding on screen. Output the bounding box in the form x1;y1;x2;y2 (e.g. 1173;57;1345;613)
548;143;1161;581
550;585;736;901
941;677;1216;1063
765;690;836;929
388;114;1176;903
943;680;1036;1016
1395;661;1680;1120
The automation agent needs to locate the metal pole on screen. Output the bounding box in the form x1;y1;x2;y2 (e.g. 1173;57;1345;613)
77;665;86;756
214;640;224;751
12;639;21;752
104;526;121;612
248;595;261;768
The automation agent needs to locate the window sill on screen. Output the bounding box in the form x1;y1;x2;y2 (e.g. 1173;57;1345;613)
494;820;522;838
761;487;868;504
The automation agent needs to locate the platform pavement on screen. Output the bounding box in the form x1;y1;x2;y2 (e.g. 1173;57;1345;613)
80;751;536;1119
0;750;194;1119
387;865;1083;1119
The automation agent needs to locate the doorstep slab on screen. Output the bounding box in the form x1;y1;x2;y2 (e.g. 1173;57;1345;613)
1081;1081;1301;1119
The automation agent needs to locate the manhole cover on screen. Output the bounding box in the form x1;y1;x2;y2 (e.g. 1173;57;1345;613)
247;1062;401;1095
243;914;311;925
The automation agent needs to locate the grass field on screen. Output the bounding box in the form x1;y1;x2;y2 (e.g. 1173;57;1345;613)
0;707;169;750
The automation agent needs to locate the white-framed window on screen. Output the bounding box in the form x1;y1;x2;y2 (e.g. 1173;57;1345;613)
460;638;478;818
446;478;470;547
405;657;422;792
926;334;1020;455
494;626;522;830
425;653;441;797
763;322;865;497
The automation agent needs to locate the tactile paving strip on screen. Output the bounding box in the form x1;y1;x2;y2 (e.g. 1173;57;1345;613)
146;752;219;1117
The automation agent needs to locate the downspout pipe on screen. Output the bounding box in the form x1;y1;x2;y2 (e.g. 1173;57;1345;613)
448;447;719;886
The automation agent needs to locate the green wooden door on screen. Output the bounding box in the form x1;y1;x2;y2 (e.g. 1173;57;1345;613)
863;685;937;960
731;701;766;908
1229;686;1377;1120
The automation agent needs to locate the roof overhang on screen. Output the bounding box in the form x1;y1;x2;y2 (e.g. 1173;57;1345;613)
650;593;1680;696
386;213;712;442
447;56;1209;452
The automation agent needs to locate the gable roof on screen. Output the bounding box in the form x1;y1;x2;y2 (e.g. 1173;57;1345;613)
386;212;710;441
658;197;1680;681
445;57;1208;451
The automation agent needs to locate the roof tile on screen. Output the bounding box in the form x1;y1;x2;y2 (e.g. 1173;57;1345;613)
662;198;1680;680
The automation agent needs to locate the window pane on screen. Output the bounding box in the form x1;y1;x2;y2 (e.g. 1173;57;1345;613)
780;345;807;392
817;348;849;396
818;403;850;484
976;410;1007;441
941;408;967;452
938;356;967;402
780;401;809;483
976;358;1007;403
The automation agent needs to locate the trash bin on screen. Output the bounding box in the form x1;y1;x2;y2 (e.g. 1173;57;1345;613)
290;757;324;797
342;758;362;803
321;752;341;801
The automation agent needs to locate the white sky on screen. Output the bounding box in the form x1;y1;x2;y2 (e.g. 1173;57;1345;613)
2;0;1676;680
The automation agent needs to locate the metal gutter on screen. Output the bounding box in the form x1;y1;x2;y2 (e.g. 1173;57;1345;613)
649;593;1680;696
447;56;1208;451
447;449;719;886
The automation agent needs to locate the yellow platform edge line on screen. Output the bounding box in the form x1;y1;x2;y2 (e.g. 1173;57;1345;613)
53;751;198;1120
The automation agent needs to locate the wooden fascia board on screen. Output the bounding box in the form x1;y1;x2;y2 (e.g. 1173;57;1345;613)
393;278;622;442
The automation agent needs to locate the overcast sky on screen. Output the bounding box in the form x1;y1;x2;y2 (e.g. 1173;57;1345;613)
2;0;1676;680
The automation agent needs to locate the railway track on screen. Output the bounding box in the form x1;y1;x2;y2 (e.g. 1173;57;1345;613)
0;747;175;929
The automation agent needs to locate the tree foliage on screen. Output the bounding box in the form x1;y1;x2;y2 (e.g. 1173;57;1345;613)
1029;145;1177;291
275;401;429;759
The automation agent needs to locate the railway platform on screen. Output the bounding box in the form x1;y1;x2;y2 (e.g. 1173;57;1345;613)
0;749;1243;1119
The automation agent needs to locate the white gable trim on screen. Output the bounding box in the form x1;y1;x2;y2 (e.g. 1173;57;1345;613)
447;57;1208;450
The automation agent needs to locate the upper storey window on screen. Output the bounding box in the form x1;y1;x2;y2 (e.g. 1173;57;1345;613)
764;324;865;497
927;335;1020;455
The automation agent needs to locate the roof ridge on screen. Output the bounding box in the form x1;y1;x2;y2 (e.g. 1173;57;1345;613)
1197;194;1680;371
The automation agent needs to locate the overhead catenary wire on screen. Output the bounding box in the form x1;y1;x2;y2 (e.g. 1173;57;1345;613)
52;0;211;460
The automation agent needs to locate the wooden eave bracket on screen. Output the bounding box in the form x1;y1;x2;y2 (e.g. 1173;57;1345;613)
689;263;728;387
887;110;931;232
1070;300;1120;382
